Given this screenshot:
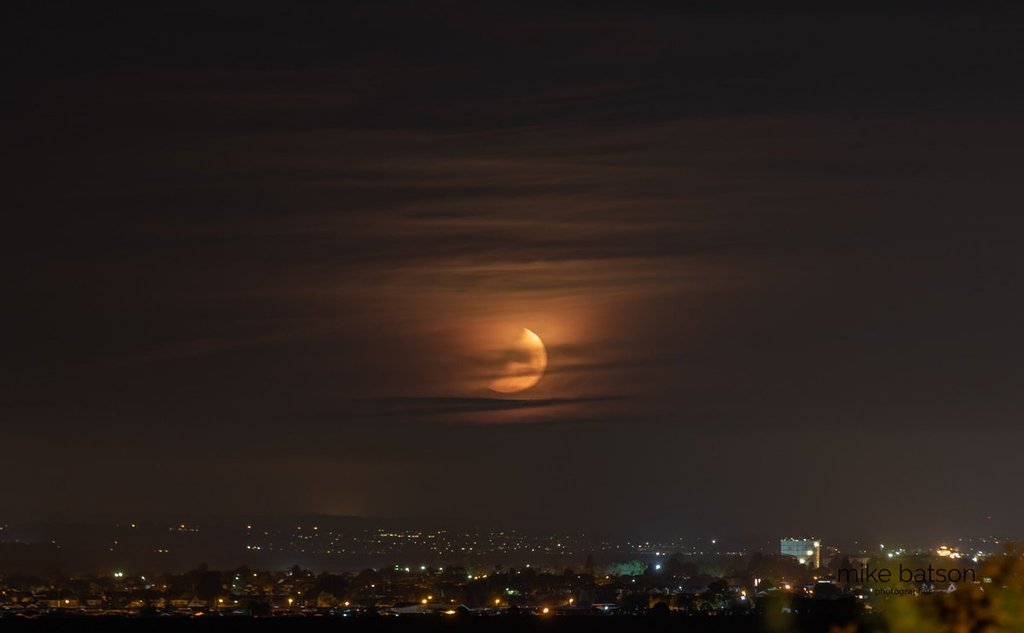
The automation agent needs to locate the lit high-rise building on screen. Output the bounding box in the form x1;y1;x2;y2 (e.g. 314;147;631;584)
780;537;821;568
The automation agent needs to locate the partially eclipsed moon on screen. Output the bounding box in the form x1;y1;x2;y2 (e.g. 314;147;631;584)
488;328;548;394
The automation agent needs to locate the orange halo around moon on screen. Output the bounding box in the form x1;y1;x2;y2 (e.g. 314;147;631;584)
488;328;548;394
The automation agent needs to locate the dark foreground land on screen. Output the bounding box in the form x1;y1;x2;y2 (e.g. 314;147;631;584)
0;614;887;633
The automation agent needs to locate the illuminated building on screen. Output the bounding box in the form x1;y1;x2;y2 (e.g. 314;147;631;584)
780;538;821;568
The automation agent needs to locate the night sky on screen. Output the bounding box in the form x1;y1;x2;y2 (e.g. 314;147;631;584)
4;2;1024;544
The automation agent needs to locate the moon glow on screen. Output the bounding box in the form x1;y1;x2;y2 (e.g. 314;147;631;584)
488;328;548;394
